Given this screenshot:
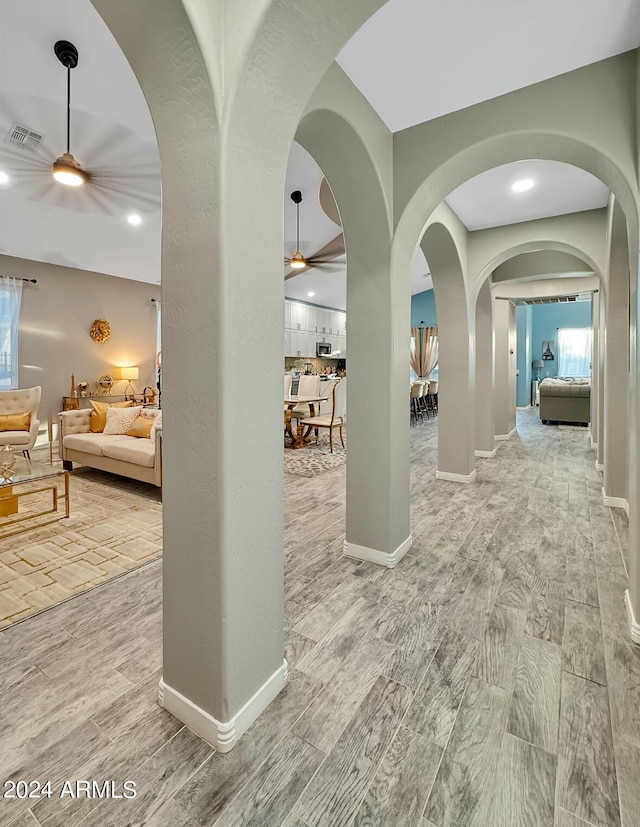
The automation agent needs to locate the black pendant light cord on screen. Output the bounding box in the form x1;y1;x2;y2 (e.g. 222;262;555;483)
66;66;71;154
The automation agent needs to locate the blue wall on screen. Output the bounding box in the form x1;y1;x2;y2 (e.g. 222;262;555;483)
531;301;592;379
411;289;437;327
516;305;533;407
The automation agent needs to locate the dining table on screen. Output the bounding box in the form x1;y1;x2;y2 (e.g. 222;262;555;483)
284;394;327;449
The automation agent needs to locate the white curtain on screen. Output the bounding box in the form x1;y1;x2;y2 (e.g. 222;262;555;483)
0;277;22;389
558;327;592;377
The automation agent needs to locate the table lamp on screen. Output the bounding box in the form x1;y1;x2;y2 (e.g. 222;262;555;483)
118;366;139;398
532;359;544;381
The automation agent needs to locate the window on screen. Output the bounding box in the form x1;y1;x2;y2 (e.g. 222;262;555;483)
558;327;592;377
0;277;22;389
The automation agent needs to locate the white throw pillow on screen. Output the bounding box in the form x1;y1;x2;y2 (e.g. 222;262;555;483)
150;410;162;441
103;406;143;435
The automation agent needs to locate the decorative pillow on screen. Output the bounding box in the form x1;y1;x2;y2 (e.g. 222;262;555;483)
0;412;31;432
103;406;143;435
150;411;162;441
126;416;154;439
90;400;134;433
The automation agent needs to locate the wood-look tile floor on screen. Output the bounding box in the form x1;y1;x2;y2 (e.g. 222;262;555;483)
1;409;638;827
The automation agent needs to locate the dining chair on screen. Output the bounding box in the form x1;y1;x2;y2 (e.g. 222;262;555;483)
427;380;438;415
290;374;320;422
410;381;424;424
300;378;346;453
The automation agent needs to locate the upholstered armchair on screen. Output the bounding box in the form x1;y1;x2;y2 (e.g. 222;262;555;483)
0;386;42;458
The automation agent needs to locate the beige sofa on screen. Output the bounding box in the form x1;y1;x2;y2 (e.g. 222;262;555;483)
539;377;590;424
58;408;162;486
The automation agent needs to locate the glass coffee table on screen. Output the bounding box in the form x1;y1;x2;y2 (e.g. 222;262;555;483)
0;457;70;539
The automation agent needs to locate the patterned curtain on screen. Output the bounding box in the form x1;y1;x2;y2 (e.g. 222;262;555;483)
411;326;438;378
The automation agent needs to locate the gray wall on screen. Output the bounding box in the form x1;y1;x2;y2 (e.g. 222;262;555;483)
1;254;158;431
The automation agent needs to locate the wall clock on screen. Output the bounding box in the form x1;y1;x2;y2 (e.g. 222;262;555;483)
90;319;111;343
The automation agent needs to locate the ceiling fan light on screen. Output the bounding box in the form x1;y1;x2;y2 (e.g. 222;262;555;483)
52;152;89;187
290;252;306;269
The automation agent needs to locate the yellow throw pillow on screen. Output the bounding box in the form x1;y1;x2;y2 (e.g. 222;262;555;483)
0;412;31;432
126;416;153;439
90;400;134;433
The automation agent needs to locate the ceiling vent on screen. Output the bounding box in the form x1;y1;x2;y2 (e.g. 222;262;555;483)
522;296;577;305
6;123;44;152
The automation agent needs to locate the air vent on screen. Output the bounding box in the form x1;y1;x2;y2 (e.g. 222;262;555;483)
6;123;44;152
523;296;578;305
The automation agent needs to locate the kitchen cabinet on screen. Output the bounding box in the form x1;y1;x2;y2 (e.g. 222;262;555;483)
284;300;347;358
290;302;307;332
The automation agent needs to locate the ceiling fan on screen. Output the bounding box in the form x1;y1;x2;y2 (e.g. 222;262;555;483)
0;39;160;216
284;190;345;276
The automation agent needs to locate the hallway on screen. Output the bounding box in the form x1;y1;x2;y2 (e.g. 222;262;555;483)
1;410;636;827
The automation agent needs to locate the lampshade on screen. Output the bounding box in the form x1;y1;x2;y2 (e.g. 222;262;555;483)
52;153;90;187
532;360;544;369
118;367;139;380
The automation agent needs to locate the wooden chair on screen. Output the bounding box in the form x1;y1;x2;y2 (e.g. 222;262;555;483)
299;378;346;453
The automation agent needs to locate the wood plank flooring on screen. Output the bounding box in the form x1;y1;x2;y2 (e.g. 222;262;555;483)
1;409;638;827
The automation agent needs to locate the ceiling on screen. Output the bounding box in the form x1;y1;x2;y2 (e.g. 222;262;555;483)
445;160;610;231
0;0;161;283
337;0;640;133
1;0;638;302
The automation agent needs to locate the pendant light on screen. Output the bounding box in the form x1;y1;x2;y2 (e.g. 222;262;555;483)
52;40;90;187
289;191;307;268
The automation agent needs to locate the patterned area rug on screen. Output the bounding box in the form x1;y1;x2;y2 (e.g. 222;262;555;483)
0;464;162;629
284;439;347;477
557;424;590;431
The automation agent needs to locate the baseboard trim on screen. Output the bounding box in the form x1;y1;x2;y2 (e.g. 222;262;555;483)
602;488;629;515
495;427;517;442
624;590;640;645
343;535;412;569
475;448;497;458
159;659;288;753
595;461;604;473
436;468;477;484
590;438;598;450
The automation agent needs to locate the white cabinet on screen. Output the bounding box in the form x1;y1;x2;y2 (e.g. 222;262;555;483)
306;306;318;334
284;301;347;359
290;302;307;332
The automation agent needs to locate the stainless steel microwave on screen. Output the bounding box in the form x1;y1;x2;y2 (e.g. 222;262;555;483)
316;342;332;356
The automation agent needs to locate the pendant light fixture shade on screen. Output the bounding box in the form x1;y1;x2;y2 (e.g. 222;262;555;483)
52;40;89;187
53;152;90;186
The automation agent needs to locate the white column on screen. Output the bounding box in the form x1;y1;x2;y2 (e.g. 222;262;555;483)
590;290;600;451
494;298;517;441
602;247;629;507
423;227;476;484
475;280;496;457
596;291;606;471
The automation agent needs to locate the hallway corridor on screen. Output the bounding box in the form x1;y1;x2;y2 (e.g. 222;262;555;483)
0;410;636;827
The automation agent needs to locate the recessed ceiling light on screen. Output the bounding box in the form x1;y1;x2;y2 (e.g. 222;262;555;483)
0;170;10;185
127;213;142;226
307;291;315;297
512;178;535;193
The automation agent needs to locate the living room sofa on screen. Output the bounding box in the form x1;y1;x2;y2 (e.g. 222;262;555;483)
539;377;590;425
58;408;162;486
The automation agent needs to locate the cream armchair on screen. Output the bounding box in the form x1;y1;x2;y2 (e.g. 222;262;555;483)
0;386;41;458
